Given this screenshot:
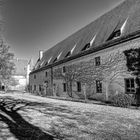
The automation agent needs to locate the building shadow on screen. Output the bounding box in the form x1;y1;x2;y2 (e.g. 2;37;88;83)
0;99;55;140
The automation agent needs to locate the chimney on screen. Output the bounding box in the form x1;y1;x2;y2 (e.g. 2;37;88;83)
39;50;43;60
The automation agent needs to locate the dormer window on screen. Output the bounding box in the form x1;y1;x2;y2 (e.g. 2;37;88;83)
81;43;90;51
90;35;96;46
45;62;48;65
107;30;121;41
53;58;57;63
65;51;71;58
48;57;52;64
71;44;76;54
57;52;62;60
45;57;52;65
107;18;128;41
114;30;121;38
65;44;77;58
40;60;45;66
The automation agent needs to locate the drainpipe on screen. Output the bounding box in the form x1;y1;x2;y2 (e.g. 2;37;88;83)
50;66;54;96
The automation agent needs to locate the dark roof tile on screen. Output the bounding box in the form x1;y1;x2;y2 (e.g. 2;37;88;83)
33;0;140;72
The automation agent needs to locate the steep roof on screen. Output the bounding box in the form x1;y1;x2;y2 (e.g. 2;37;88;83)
32;0;140;72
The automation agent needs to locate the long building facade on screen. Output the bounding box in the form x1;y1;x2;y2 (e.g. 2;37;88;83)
29;0;140;100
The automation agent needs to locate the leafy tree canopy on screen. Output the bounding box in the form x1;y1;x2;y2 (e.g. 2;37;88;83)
124;48;140;76
0;40;15;85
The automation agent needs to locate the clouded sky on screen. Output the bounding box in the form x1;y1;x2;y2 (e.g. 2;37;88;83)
2;0;123;63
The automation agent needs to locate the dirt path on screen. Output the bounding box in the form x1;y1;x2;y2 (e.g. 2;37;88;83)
0;93;140;140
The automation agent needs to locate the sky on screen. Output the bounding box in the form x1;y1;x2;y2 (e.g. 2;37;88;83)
2;0;123;63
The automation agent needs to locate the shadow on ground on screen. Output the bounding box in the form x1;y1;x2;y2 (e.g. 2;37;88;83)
0;98;55;140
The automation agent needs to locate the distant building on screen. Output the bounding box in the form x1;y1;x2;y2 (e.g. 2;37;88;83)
29;0;140;100
8;58;32;91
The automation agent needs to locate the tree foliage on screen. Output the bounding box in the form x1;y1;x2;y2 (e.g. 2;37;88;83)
0;40;15;85
124;48;140;76
111;93;134;108
124;48;140;105
54;65;79;97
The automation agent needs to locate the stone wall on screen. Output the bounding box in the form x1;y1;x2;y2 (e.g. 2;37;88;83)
29;69;53;96
29;37;140;100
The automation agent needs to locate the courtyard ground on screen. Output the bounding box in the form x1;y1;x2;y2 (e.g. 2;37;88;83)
0;92;140;140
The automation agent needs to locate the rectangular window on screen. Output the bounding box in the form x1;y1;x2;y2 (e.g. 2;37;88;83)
39;85;42;92
34;75;36;79
45;71;48;77
62;66;66;73
63;83;67;92
125;78;136;94
96;80;102;93
77;82;81;92
34;85;36;91
95;56;101;66
30;85;32;91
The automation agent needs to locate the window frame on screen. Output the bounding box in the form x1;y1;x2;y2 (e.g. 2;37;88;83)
34;85;36;91
45;71;48;77
125;78;136;94
30;85;32;92
53;58;57;63
95;56;101;66
107;30;121;41
34;74;36;79
96;80;102;93
65;51;71;58
81;43;90;51
62;66;66;73
39;85;42;92
63;83;67;92
77;81;81;92
45;61;48;65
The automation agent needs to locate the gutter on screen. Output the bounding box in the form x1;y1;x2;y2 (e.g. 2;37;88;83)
30;30;140;75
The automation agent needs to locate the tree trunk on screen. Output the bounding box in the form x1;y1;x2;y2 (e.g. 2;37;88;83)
83;84;87;101
53;84;56;97
67;82;72;98
105;82;109;101
69;81;73;98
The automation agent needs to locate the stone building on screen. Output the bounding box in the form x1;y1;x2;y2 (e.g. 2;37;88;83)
8;58;32;91
29;0;140;100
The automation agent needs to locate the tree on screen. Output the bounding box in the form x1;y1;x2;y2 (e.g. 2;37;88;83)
124;48;140;105
75;51;127;101
8;77;19;87
54;65;80;98
97;51;127;100
54;51;127;100
124;48;140;75
0;40;15;88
